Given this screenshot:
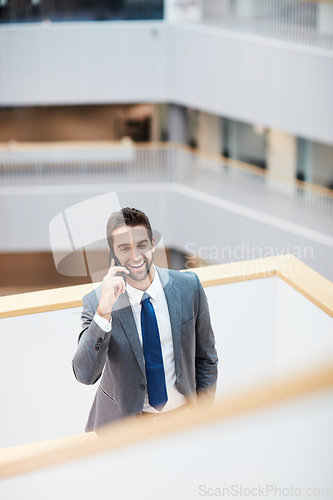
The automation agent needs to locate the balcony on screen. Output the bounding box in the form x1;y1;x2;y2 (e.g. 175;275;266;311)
0;255;332;497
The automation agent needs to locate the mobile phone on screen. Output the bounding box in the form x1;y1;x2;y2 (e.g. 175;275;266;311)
108;249;128;283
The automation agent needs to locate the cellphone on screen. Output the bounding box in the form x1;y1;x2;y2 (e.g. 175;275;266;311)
108;249;128;283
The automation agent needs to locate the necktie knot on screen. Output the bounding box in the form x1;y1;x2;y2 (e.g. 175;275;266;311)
141;292;151;306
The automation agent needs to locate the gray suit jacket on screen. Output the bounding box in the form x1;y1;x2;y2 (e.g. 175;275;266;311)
72;267;218;431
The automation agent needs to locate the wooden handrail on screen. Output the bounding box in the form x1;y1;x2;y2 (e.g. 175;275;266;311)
301;0;333;4
173;142;333;199
0;363;332;480
0;255;332;319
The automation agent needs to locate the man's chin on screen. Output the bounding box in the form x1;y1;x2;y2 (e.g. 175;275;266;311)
127;262;153;281
128;270;148;281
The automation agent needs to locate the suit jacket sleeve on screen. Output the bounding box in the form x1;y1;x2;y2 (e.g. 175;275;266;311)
72;294;111;385
194;273;218;400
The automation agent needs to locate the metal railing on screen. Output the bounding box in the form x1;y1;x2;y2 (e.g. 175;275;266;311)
0;142;332;237
171;0;333;51
1;1;332;51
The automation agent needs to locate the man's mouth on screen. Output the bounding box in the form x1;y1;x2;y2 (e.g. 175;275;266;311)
127;260;145;270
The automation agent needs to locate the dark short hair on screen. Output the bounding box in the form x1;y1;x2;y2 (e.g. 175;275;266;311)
106;207;153;250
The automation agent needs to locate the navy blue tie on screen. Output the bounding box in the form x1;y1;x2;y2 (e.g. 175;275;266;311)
141;293;168;411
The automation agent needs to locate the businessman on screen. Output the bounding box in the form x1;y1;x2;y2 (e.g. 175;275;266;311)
72;207;218;431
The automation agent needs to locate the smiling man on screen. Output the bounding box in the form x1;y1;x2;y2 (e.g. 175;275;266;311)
72;207;218;431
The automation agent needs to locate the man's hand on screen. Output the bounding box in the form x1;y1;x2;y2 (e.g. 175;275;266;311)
97;259;129;322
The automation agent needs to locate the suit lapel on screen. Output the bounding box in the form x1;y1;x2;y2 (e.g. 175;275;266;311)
113;293;146;378
157;268;181;376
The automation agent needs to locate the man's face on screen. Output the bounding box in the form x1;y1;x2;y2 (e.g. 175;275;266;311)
111;225;155;282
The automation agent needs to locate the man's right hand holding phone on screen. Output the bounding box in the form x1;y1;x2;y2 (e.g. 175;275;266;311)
97;259;129;322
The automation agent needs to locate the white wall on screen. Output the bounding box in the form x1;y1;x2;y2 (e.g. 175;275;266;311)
169;25;333;145
197;111;223;155
0;22;332;144
0;22;168;105
0;306;96;448
274;278;333;377
205;278;333;396
267;128;297;180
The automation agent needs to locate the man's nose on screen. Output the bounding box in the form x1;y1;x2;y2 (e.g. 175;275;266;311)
130;246;141;260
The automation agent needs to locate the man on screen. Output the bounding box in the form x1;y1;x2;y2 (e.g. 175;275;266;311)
72;207;218;431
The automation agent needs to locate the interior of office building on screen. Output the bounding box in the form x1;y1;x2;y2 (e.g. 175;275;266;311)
0;1;332;498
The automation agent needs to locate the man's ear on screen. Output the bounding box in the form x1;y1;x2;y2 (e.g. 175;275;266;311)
151;237;156;251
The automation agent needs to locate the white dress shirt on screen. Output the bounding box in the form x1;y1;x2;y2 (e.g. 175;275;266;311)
94;266;187;413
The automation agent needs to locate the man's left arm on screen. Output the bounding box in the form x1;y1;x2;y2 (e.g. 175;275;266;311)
194;273;218;402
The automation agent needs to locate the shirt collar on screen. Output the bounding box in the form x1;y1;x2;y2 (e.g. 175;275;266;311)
125;266;162;305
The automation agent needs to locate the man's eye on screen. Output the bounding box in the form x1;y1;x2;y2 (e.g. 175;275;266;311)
120;247;130;252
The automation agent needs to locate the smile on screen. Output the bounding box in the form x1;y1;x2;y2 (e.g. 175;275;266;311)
128;261;145;270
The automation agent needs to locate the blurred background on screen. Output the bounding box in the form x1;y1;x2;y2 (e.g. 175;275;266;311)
0;0;332;295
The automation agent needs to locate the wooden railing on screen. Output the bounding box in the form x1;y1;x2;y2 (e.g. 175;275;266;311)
0;364;332;480
1;255;332;319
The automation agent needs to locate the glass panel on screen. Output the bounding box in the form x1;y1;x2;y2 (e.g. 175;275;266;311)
0;0;164;24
